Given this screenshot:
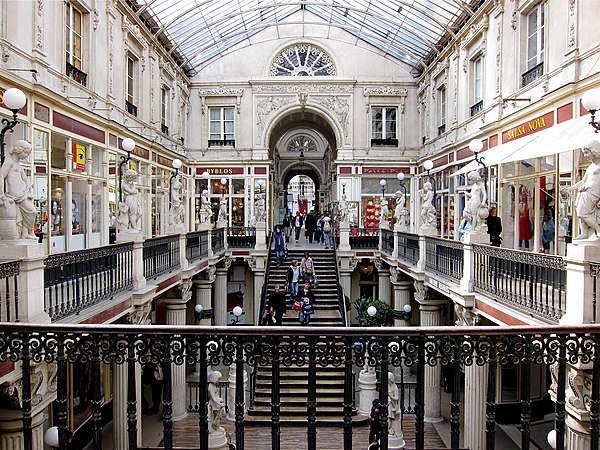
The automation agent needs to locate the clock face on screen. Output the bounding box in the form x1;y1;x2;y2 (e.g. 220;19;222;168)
287;135;317;153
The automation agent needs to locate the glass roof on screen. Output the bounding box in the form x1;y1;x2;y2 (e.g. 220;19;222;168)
129;0;477;76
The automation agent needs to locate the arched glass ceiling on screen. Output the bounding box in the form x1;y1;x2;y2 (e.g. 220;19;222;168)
130;0;476;76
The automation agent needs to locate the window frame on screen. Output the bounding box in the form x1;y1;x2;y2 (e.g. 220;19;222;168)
526;2;545;71
208;106;235;147
161;87;170;134
65;2;83;70
437;86;446;135
371;106;398;147
125;54;138;116
470;55;484;116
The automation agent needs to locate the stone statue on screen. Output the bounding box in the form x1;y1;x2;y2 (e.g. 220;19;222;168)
200;189;212;223
339;194;348;223
380;200;389;228
118;168;141;231
0;140;37;240
464;170;488;231
217;197;228;223
255;193;266;222
420;181;436;228
387;372;402;438
249;215;257;228
561;140;600;240
393;190;407;230
169;175;184;226
208;370;226;434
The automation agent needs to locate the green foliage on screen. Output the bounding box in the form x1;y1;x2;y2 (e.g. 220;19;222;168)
352;296;371;325
363;299;394;327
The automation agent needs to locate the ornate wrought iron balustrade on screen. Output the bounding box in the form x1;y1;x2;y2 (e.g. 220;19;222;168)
227;227;256;248
185;230;209;263
66;62;87;86
143;235;180;280
472;245;567;322
350;228;380;250
44;243;133;321
397;232;420;265
522;62;544;88
592;263;600;323
3;323;600;450
212;228;225;254
425;237;464;283
381;229;394;256
0;261;19;322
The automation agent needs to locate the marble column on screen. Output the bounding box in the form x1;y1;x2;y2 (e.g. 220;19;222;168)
415;281;444;424
377;266;391;305
164;298;188;420
194;271;215;327
214;267;228;326
339;270;352;302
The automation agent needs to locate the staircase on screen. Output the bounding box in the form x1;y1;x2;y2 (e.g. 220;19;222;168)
246;249;367;426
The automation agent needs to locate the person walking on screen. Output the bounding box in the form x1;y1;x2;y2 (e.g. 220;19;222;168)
297;281;315;325
267;284;287;325
286;259;301;298
274;226;286;266
315;214;323;244
282;213;291;243
305;210;316;243
487;206;502;246
542;210;555;253
322;214;333;249
294;211;304;242
300;251;315;276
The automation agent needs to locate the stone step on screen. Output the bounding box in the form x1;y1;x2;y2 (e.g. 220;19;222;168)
243;414;369;427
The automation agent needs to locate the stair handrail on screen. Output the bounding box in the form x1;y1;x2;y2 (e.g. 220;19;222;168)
332;241;348;327
256;230;274;325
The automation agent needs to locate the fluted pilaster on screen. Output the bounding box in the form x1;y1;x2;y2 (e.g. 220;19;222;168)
164;300;188;419
214;268;228;326
419;302;443;423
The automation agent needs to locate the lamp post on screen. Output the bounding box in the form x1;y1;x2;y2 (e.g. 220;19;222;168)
393;304;412;321
341;179;347;196
257;179;265;194
118;138;136;203
231;306;243;325
0;88;27;165
396;172;407;197
220;177;228;197
582;88;600;132
380;179;387;200
469;138;487;196
423;159;436;207
194;304;213;321
169;158;182;207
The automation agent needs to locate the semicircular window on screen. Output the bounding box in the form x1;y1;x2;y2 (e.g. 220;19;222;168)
270;44;336;77
287;135;318;153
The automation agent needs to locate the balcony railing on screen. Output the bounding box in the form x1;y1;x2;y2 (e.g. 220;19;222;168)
3;323;599;450
437;124;446;136
350;228;380;250
522;62;544;88
186;230;209;262
472;245;567;322
212;227;225;254
370;137;398;147
0;261;20;322
381;229;394;256
397;232;420;265
425;236;464;283
208;139;235;147
66;62;87;86
161;124;169;135
143;235;180;280
470;100;483;117
125;100;138;117
227;227;256;248
44;243;133;321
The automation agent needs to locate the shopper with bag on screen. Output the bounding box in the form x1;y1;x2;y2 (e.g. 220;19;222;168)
297;282;315;325
300;251;314;275
322;214;333;249
286;259;301;298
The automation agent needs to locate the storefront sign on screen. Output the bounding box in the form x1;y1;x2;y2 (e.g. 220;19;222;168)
196;167;244;175
502;112;554;144
72;143;86;171
362;167;409;174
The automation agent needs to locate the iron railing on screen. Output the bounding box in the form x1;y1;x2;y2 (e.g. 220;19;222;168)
185;230;209;263
143;235;180;280
227;227;256;248
424;237;464;283
0;260;19;322
350;228;380;250
333;241;348;326
522;62;544;87
44;243;133;321
473;245;567;322
212;228;225;254
397;232;420;265
187;380;230;414
257;231;274;324
470;100;483;117
125;100;138;117
592;263;600;323
66;62;87;86
2;323;599;450
381;229;394;256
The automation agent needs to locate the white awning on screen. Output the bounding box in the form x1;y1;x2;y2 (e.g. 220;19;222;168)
453;132;540;176
500;114;596;163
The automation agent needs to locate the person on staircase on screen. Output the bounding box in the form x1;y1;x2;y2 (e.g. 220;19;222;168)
286;259;301;298
305;210;316;243
274;226;286;266
267;284;287;325
322;213;333;249
294;211;304;243
300;251;314;276
282;213;291;243
298;281;315;325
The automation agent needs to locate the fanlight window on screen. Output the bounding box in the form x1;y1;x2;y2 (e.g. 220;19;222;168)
287;135;318;153
270;44;336;76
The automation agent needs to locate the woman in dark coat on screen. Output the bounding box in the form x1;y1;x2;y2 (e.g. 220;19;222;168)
487;206;502;247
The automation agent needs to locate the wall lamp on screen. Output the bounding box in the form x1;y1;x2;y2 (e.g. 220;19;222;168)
379;179;387;199
396;172;407;197
194;304;213;320
231;306;243;325
257;178;265;194
341;178;347;196
0;88;27;165
393;304;412;321
423;159;436;207
220;177;228;197
169;158;182;207
582;88;600;132
118;138;135;203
